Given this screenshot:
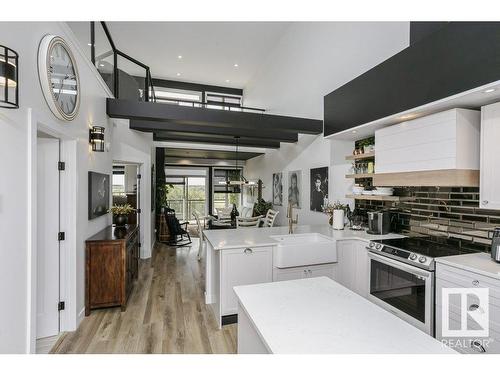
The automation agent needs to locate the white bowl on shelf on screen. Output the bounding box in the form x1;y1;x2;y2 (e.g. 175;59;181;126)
374;187;394;196
362;190;374;195
352;186;364;195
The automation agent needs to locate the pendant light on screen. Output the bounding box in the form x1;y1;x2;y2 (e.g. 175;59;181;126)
0;45;19;109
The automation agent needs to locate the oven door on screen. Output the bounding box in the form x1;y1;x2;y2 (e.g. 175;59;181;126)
368;252;434;335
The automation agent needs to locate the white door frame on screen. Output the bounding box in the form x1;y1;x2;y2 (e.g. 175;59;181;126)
27;109;77;353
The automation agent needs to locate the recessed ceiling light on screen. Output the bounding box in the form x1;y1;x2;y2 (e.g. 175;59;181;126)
234;63;239;68
99;64;104;67
399;114;416;120
87;43;92;46
352;130;357;134
177;55;182;59
225;79;230;83
176;73;181;77
484;88;496;93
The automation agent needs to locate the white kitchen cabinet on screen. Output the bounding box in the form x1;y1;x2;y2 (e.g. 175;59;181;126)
335;240;370;298
273;263;336;282
480;102;500;209
436;262;500;353
375;108;480;173
220;246;273;315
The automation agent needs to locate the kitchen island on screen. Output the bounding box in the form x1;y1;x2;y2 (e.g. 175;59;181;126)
234;277;455;354
203;225;404;327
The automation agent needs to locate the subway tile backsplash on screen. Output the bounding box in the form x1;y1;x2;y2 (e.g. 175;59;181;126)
355;187;500;253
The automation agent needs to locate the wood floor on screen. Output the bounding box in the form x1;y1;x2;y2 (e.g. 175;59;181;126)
51;239;237;354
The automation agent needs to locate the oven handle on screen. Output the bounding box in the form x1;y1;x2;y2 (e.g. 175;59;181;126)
367;252;433;279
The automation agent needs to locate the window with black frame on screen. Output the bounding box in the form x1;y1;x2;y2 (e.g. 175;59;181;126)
213;168;243;214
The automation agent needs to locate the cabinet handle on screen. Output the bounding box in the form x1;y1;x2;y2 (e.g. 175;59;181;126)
244;248;253;254
472;280;480;286
482;200;489;205
471;340;486;353
468;303;480;312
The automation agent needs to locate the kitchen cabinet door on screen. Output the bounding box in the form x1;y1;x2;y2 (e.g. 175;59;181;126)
480;102;500;210
221;246;273;315
273;267;308;282
354;241;370;298
308;264;336;279
335;240;357;290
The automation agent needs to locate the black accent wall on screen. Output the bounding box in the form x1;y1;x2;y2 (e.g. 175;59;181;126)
409;22;449;45
324;22;500;136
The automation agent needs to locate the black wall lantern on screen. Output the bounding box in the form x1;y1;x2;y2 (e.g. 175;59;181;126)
0;45;19;109
89;126;105;152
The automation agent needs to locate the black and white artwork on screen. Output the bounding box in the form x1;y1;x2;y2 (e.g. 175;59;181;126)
288;170;302;208
272;172;283;206
310;167;328;212
88;171;110;220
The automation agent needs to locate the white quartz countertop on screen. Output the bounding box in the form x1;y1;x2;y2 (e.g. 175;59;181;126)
234;277;455;354
203;224;404;250
436;252;500;280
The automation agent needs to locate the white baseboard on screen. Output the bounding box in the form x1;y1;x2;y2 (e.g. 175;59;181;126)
205;291;214;304
77;306;86;327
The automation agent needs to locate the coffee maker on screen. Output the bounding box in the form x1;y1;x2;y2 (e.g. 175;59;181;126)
367;211;391;235
491;228;500;263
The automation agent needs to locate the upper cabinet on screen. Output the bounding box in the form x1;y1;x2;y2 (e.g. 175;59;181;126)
480;102;500;209
373;109;480;187
375;109;480;173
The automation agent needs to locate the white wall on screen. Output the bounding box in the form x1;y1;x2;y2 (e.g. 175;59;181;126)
111;119;154;258
243;22;410;225
0;22;154;353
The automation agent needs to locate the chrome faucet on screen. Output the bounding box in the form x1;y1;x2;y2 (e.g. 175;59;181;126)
287;203;298;234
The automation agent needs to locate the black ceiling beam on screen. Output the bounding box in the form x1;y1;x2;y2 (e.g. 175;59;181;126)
151;78;243;96
130;119;298;143
165;148;262;161
107;98;323;135
154;132;280;149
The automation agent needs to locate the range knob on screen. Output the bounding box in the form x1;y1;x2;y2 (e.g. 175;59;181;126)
418;256;427;263
375;244;382;250
369;242;375;248
409;253;417;261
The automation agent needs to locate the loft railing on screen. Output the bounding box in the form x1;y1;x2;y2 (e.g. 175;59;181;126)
89;21;156;102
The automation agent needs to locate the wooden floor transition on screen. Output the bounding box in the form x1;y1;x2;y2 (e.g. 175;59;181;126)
51;239;237;354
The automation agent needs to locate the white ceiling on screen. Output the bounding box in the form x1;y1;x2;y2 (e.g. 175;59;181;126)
104;22;292;88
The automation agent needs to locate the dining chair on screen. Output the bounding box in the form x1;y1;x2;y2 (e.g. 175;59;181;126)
192;211;204;261
261;209;279;227
236;216;262;228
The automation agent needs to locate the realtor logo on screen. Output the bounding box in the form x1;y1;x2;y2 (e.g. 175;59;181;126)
441;288;489;337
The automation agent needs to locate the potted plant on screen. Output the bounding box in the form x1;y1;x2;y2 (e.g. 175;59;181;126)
357;137;375;154
324;201;350;230
109;204;136;227
254;198;272;217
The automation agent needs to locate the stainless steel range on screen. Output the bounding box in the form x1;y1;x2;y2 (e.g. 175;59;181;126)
366;237;477;336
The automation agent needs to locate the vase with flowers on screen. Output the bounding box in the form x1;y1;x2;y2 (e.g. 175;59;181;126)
109;204;136;227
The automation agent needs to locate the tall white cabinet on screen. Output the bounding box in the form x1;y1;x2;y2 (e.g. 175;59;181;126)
480;102;500;209
334;240;370;298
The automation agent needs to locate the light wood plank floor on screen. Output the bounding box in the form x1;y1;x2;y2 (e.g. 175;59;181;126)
51;239;237;354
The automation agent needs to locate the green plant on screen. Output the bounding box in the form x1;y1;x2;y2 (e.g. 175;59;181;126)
254;198;272;216
323;201;349;217
356;136;375;148
156;183;173;212
108;204;136;215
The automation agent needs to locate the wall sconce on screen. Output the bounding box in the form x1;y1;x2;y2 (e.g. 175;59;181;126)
89;126;105;152
0;45;19;109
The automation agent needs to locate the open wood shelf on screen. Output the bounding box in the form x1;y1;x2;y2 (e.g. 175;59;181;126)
345;194;416;202
345;173;375;179
345;151;375;161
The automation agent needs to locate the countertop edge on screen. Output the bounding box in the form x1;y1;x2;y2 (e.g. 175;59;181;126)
435;254;500;281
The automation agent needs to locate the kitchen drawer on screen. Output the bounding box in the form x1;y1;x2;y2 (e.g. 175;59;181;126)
436;309;500;354
436;263;500;301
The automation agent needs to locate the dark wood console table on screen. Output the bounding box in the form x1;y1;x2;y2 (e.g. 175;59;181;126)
85;224;139;316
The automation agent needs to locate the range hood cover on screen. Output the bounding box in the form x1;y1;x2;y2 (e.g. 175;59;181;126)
324;22;500;136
